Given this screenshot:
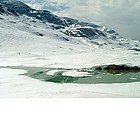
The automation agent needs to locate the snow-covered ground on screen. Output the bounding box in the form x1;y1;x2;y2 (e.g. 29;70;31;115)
0;68;140;98
0;14;140;97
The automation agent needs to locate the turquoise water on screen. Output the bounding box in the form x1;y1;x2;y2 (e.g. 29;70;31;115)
23;67;140;84
1;66;140;84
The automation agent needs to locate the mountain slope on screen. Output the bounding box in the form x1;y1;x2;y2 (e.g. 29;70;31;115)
0;0;139;68
1;0;138;45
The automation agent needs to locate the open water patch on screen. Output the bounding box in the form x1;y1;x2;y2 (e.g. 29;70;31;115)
1;65;140;84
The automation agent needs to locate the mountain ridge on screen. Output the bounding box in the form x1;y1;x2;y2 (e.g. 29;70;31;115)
0;0;121;39
0;0;139;48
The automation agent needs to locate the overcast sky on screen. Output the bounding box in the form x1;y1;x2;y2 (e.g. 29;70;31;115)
22;0;140;40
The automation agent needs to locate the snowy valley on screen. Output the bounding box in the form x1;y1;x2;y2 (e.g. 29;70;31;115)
0;0;140;97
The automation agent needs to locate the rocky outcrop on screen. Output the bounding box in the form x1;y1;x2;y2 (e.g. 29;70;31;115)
0;4;5;14
95;64;140;73
0;3;18;15
104;64;140;71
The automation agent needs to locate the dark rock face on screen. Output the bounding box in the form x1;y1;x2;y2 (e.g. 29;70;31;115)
79;28;98;38
130;48;140;52
0;4;4;14
0;1;19;15
63;17;79;26
0;0;31;14
1;0;66;27
28;10;65;26
95;64;140;73
63;26;106;39
79;28;105;39
104;64;140;71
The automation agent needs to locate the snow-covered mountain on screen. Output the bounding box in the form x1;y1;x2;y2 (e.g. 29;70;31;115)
0;2;138;48
0;0;140;97
0;0;139;46
0;0;139;64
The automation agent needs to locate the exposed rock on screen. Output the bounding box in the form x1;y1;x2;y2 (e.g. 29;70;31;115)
95;67;103;71
34;32;44;36
104;64;140;71
0;17;4;20
95;64;140;74
130;48;140;52
0;4;4;14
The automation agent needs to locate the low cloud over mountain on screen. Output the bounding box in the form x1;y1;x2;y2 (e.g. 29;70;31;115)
22;0;140;40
